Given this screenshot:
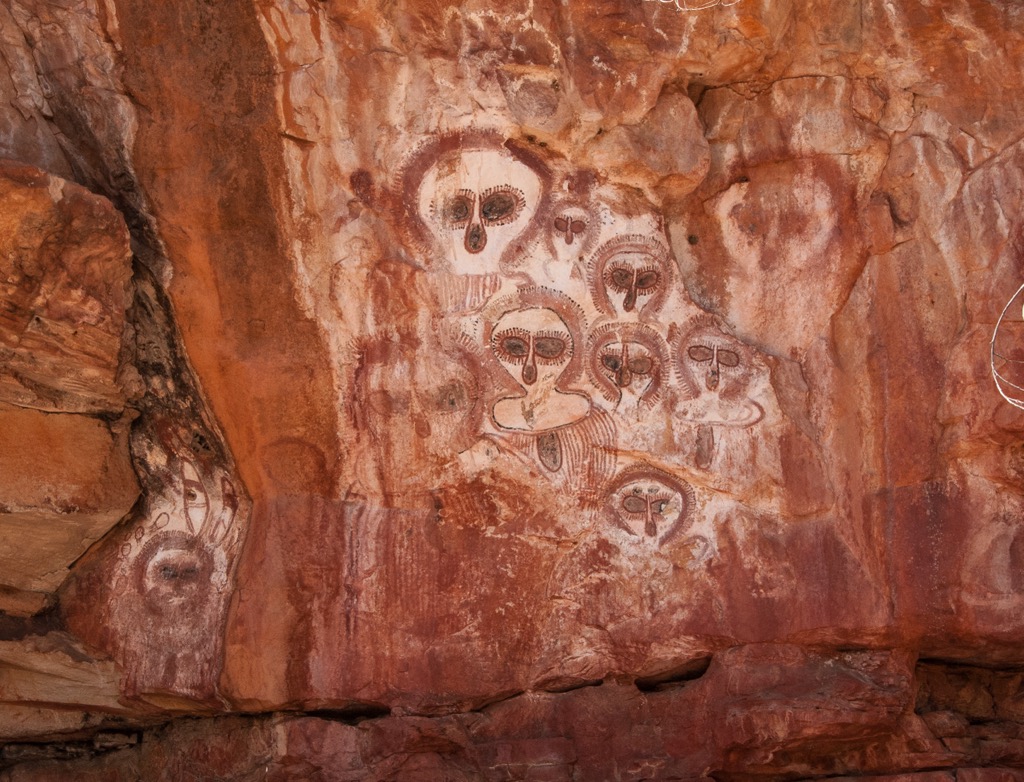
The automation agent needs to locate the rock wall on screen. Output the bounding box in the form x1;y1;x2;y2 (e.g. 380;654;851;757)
3;0;1024;778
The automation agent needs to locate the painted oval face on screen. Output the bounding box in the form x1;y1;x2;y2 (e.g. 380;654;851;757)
362;350;480;466
612;478;686;538
419;148;542;275
589;236;673;318
587;323;668;411
685;341;742;392
599;341;656;390
491;307;573;389
137;532;214;616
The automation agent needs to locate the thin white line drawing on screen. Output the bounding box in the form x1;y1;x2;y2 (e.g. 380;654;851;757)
643;0;742;11
991;281;1024;410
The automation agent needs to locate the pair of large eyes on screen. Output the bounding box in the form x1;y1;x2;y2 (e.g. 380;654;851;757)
368;380;473;416
687;344;741;367
493;328;570;363
554;215;586;236
139;533;214;613
606;265;660;293
443;187;524;227
620;486;674;516
600;352;654;375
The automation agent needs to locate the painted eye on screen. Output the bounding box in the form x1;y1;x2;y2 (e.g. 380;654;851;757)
688;345;715;362
651;499;669;514
181;463;209;535
138;533;214;615
634;269;659;291
184;481;207;507
501;336;529;357
446;195;473;225
554;216;569;232
717;349;741;368
480;191;519;223
158;558;200;583
601;354;622;372
534;336;567;360
622;496;648;514
570;220;586;234
628;356;654;375
609;267;633;290
433;381;468;413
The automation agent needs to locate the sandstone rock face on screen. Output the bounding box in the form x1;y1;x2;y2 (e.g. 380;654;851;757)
0;161;137;615
2;0;1024;778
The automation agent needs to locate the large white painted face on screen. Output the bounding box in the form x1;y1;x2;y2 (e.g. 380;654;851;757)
419;148;542;275
490;307;573;391
612;477;686;539
124;457;240;616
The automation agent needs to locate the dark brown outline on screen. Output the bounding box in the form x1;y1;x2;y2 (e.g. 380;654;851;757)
586;233;674;319
669;315;760;402
393;130;554;271
603;463;696;544
586;321;670;410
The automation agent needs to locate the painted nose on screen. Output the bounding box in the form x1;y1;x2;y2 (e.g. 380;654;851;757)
644;499;658;537
614;345;631;388
623;269;638;312
706;348;720;391
464;221;486;253
522;342;538;385
706;362;720;391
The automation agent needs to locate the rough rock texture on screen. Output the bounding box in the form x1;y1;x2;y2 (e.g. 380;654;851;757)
0;160;137;615
2;0;1024;778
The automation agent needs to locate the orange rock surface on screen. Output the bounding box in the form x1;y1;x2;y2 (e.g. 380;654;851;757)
3;0;1024;778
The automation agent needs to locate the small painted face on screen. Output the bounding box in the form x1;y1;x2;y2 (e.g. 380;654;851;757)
491;308;573;388
587;323;667;410
137;531;214;616
367;378;476;442
553;213;587;246
605;262;660;313
420;148;542;274
599;340;656;392
589;236;672;318
613;479;686;538
686;343;741;392
362;350;480;469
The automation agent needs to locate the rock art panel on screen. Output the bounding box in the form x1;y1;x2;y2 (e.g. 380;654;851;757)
10;4;1024;777
232;103;850;705
62;274;251;708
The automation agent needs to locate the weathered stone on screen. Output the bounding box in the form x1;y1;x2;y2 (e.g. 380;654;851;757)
0;632;129;743
0;402;137;612
0;160;135;414
3;0;1024;777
